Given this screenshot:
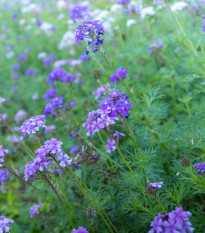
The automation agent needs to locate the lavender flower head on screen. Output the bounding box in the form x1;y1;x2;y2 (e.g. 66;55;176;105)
25;69;36;76
195;161;205;174
110;67;129;84
202;15;205;32
147;40;164;53
75;19;105;54
99;90;133;118
106;139;117;153
149;207;194;233
71;226;89;233
44;125;56;134
82;107;119;136
18;53;26;61
0;146;8;166
113;131;125;144
69;2;90;23
48;67;66;83
12;63;21;70
153;0;161;4
92;84;111;100
0;216;14;232
117;0;131;5
19;115;47;139
15;110;27;123
70;145;80;154
0;170;9;183
30;203;45;218
43;88;57;100
43;96;64;117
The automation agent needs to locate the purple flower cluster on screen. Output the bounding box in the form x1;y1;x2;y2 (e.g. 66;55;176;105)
153;0;161;4
92;84;111;100
12;63;20;70
15;110;27;123
44;125;56;134
48;67;67;83
195;161;205;174
19;115;47;139
65;101;77;109
110;67;129;84
82;107;119;136
25;69;36;76
62;74;77;84
144;180;163;197
0;170;9;183
0;216;14;232
113;131;125;144
70;145;80;154
18;53;26;61
106;139;117;153
43;96;64;117
202;15;205;32
99;90;133;118
149;207;194;233
0;145;8;165
117;0;131;5
43;88;57;100
147;40;164;53
69;2;90;23
75;20;105;54
30;203;45;218
71;226;89;233
42;54;56;66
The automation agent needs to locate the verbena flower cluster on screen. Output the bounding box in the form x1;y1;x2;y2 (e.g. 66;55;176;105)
18;115;46;139
71;226;89;233
149;207;194;233
194;161;205;174
43;96;64;117
0;146;8;166
0;97;5;104
0;216;14;233
75;20;105;54
147;40;164;53
92;84;111;100
69;2;90;23
0;170;9;183
109;67;129;84
30;203;45;218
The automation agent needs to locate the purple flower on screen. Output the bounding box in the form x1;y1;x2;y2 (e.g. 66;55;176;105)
0;170;9;183
43;88;57;100
15;110;27;123
0;146;8;165
48;68;66;83
106;139;117;153
58;152;72;167
195;161;205;174
99;90;133;118
11;72;20;79
149;207;194;233
75;20;105;54
71;226;89;233
12;13;18;20
148;180;163;188
153;0;161;4
19;115;47;139
69;3;90;23
125;6;140;14
44;125;56;134
18;53;26;61
0;97;5;104
78;53;91;61
202;15;205;32
92;84;111;100
113;131;125;144
7;135;21;144
70;145;80;154
12;63;21;70
65;101;77;109
62;74;77;83
117;0;131;5
82;107;119;136
110;68;129;84
30;203;45;218
11;85;18;92
25;69;36;76
42;57;53;66
147;40;164;53
55;169;63;175
0;216;14;232
43;96;64;117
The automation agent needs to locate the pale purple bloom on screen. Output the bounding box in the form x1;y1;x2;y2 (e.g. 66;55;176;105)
202;15;205;32
106;139;117;153
7;135;21;144
117;0;131;5
25;69;36;76
43;88;57;100
0;113;7;121
99;90;133;118
48;67;66;83
44;125;56;134
92;84;111;100
19;115;46;139
71;226;89;233
153;0;161;4
12;13;18;20
0;146;8;166
0;97;5;104
70;145;80;154
18;53;26;61
0;216;14;232
78;53;91;61
62;74;76;83
15;110;27;123
58;152;72;167
11;85;18;92
113;131;125;144
12;63;20;70
148;180;163;188
69;2;90;23
0;170;9;183
65;101;77;109
11;72;20;79
110;67;129;84
30;203;45;218
43;96;64;117
147;40;164;53
149;207;194;233
82;107;119;136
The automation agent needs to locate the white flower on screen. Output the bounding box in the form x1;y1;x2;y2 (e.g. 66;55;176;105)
171;1;188;12
57;13;65;21
126;19;136;27
40;22;53;31
37;52;47;59
140;7;155;19
110;4;122;12
19;19;26;25
6;51;15;59
58;31;76;50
